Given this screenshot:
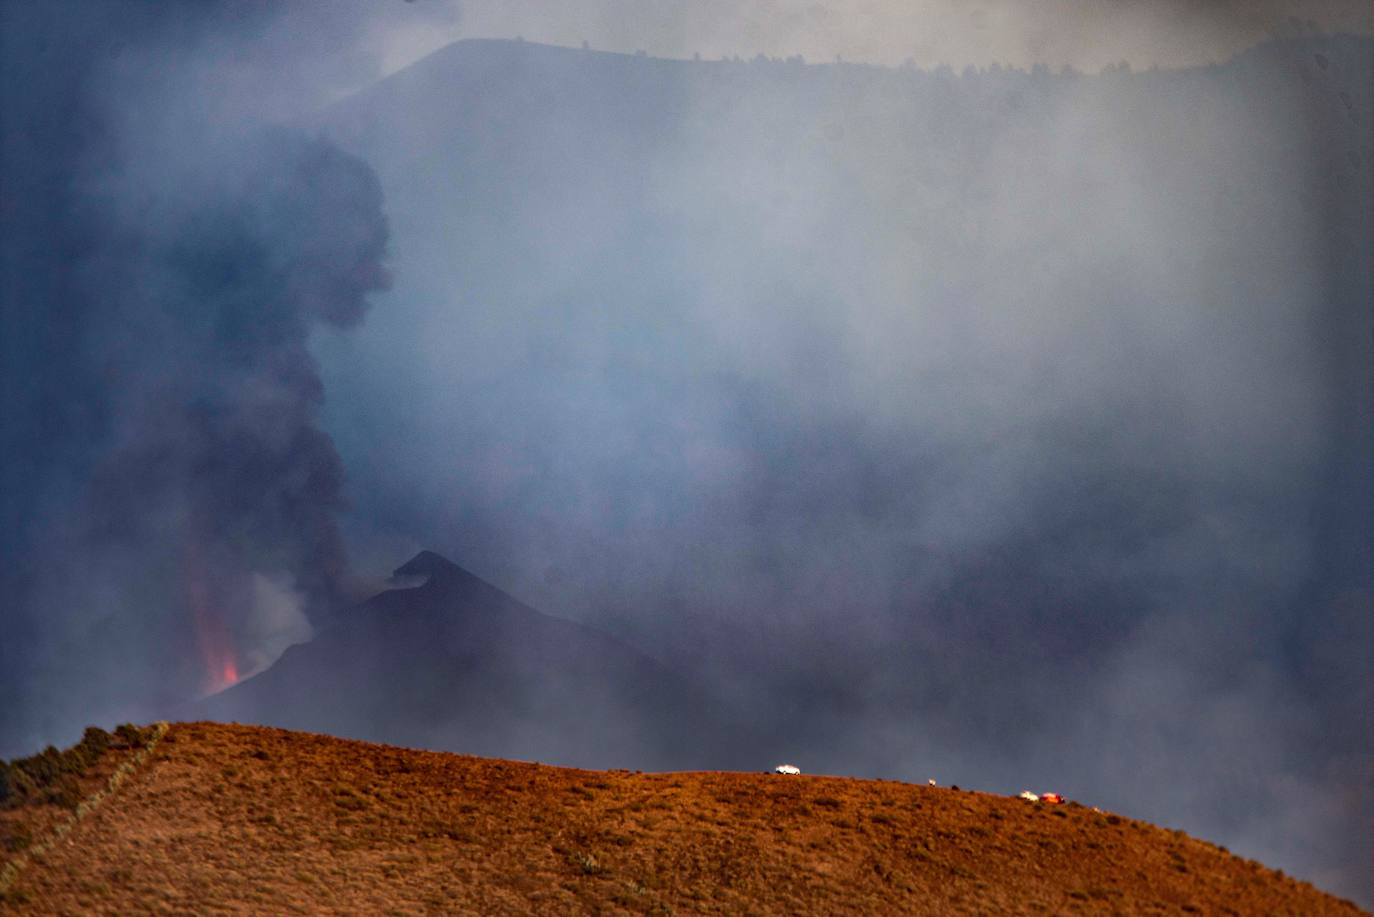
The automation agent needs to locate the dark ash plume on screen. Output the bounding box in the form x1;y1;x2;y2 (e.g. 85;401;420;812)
0;3;391;752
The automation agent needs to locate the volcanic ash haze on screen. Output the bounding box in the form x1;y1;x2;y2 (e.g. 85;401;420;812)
312;34;1373;904
1;2;1372;909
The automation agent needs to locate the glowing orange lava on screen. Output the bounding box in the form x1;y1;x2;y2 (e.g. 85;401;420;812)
184;540;240;695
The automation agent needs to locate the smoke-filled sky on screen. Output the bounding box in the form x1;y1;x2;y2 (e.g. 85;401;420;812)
2;0;1372;906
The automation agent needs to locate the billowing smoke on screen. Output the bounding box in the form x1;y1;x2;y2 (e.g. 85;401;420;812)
314;31;1372;901
68;127;389;682
0;2;410;749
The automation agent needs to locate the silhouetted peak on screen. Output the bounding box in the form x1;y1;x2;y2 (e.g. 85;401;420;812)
393;550;460;580
391;550;474;593
387;550;500;600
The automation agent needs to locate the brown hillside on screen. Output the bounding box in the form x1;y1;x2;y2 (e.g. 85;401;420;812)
2;722;1365;915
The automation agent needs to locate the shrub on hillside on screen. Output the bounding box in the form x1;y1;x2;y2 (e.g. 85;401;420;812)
0;725;136;810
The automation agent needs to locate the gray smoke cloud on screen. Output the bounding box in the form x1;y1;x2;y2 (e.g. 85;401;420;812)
314;31;1372;903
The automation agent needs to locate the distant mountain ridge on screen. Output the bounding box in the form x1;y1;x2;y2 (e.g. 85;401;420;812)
192;552;763;771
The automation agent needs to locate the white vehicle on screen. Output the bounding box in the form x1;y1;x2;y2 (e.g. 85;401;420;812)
773;763;801;775
1018;790;1039;802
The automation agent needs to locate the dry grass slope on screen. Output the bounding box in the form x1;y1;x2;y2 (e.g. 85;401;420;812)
1;722;1366;914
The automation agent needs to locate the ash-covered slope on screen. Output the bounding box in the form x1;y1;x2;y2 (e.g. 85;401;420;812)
193;552;759;770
